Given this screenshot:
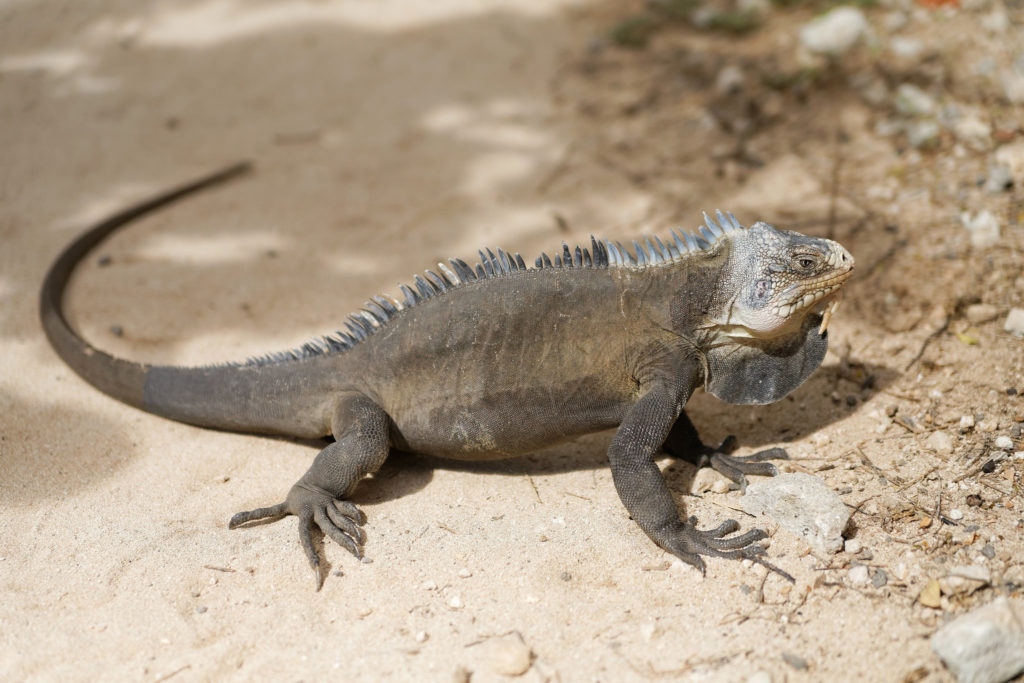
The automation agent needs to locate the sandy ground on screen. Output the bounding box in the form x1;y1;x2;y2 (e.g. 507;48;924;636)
3;1;1024;681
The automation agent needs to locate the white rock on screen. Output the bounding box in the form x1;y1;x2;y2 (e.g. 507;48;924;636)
960;415;976;432
962;210;1001;249
448;594;463;609
894;83;937;117
996;436;1015;450
931;598;1024;683
848;564;870;585
966;304;999;324
799;7;870;56
691;468;733;495
995;141;1024;183
844;538;863;554
927;431;955;455
486;632;533;677
889;36;923;60
954;115;992;151
741;473;850;554
746;671;774;683
949;509;964;521
1005;308;1024;336
715;64;745;95
906;119;940;149
1003;69;1024;105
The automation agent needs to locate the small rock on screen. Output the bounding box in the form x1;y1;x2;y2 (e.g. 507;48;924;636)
844;538;863;554
746;671;773;683
487;632;533;677
457;568;472;578
782;652;809;670
996;436;1015;450
415;631;429;643
1003;69;1024;105
979;419;999;433
962;210;1001;249
931;598;1024;683
889;36;923;61
927;431;955;455
960;415;976;432
954;115;992;152
691;468;734;495
1004;308;1024;336
798;7;870;56
995;141;1024;184
872;569;888;588
949;509;964;521
894;83;937;117
906;120;940;149
984;165;1014;194
919;579;942;608
448;595;463;609
981;544;996;559
715;64;745;95
966;304;1000;324
848;564;870;585
741;473;850;554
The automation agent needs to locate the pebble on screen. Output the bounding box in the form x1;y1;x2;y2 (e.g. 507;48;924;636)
458;568;472;578
995;141;1024;183
782;652;809;670
906;120;940;149
962;210;1001;249
715;64;745;95
931;597;1024;683
966;304;1000;324
984;165;1014;194
487;632;533;676
844;538;863;554
798;7;870;56
747;672;773;683
848;564;870;585
691;468;733;495
954;114;992;151
894;83;937;117
889;36;923;61
996;436;1015;450
960;415;976;432
872;569;888;588
927;430;955;455
949;509;964;521
448;595;463;609
741;473;850;554
1003;68;1024;105
1005;308;1024;336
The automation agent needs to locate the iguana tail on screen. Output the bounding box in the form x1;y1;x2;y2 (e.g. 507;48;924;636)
39;162;253;410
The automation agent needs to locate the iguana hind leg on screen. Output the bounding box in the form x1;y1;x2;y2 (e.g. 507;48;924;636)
229;393;389;590
662;411;787;490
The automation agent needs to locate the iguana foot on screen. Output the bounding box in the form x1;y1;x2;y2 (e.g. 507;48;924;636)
688;436;788;491
229;483;366;591
654;516;767;575
657;517;794;582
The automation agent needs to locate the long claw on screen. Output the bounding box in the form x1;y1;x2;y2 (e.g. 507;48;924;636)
229;502;288;528
326;505;366;545
297;514;323;591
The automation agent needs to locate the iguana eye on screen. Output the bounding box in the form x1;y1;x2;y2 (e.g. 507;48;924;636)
796;256;817;270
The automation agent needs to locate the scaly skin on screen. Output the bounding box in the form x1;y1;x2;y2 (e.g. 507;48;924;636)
40;163;854;589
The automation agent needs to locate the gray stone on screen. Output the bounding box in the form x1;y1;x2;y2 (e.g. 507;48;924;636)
741;473;850;554
799;7;870;56
1005;308;1024;336
894;83;937;117
906;119;940;149
962;210;1001;249
984;166;1013;194
931;598;1024;683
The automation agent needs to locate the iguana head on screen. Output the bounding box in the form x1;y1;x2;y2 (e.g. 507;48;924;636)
716;221;854;338
694;216;854;405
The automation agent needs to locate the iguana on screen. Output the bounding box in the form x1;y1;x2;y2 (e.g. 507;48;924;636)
41;162;854;589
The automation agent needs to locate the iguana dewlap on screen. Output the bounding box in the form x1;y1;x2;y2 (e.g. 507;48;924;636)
40;163;854;589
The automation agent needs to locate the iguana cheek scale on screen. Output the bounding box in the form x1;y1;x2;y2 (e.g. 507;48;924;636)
40;162;854;589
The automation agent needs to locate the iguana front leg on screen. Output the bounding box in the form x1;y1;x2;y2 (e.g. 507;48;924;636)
229;393;389;589
609;384;767;574
662;411;787;490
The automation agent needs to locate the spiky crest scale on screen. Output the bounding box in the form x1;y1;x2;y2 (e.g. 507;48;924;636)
239;211;745;366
